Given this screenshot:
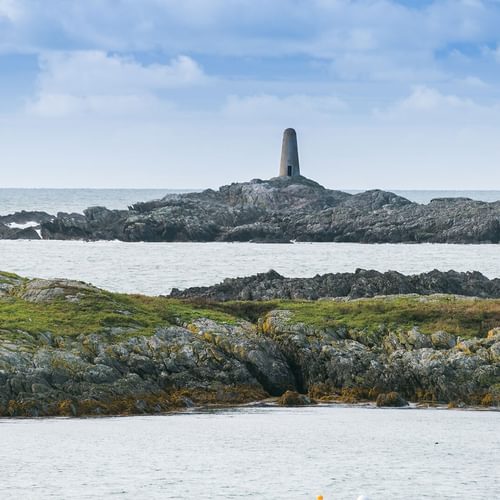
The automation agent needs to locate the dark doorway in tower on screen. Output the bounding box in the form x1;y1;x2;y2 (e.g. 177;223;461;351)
287;165;292;176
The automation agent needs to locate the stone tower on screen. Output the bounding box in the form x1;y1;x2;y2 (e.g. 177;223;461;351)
279;128;300;177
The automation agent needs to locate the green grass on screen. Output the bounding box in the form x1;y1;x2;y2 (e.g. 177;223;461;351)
0;289;237;343
178;295;500;337
276;296;500;337
0;271;22;280
0;271;24;285
0;274;499;343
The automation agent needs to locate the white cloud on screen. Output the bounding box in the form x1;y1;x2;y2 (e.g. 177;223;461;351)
223;93;347;122
27;93;165;117
37;51;205;94
330;50;446;82
0;0;21;21
373;85;500;127
459;75;488;87
397;86;476;111
27;51;206;116
4;1;500;56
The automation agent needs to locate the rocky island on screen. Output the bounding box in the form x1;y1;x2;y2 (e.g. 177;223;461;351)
1;176;499;243
1;270;499;417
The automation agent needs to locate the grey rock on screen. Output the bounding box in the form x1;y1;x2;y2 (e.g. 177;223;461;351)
171;269;500;301
431;331;457;349
5;176;493;243
0;306;498;416
20;278;99;303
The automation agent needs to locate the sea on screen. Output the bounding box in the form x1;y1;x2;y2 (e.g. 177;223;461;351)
0;188;499;500
1;406;499;499
0;188;499;214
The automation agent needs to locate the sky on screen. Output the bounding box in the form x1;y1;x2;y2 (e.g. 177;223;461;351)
1;0;500;189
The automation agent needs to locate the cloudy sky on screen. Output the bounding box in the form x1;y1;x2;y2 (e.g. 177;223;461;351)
1;0;500;189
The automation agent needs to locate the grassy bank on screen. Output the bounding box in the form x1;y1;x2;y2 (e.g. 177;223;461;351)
1;271;499;342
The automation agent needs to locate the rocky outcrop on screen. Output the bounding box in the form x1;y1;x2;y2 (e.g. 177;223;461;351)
0;211;53;226
0;273;499;416
258;309;500;407
0;211;53;240
170;269;500;301
1;304;499;417
1;176;495;243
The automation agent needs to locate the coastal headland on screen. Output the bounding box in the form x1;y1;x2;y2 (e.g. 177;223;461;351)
1;176;499;243
1;270;499;417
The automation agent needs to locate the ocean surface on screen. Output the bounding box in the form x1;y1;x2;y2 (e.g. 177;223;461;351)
0;241;498;294
0;187;499;293
1;406;498;500
0;188;499;215
1;188;499;500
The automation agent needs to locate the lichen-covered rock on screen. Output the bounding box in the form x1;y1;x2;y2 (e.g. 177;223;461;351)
431;331;457;349
258;309;500;405
489;342;500;363
20;279;99;303
0;275;499;416
399;327;433;350
487;328;500;340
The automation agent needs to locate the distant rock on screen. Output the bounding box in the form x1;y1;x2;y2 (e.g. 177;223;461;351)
0;211;54;240
170;269;500;301
0;176;495;243
0;211;53;225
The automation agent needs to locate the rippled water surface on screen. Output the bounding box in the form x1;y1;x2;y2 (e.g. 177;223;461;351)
0;241;498;294
1;190;499;500
0;188;499;215
1;406;498;500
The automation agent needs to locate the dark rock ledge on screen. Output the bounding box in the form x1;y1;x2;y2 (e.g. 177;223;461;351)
1;177;499;242
170;269;500;301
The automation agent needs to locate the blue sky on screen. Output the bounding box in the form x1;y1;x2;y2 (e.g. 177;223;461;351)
1;0;500;189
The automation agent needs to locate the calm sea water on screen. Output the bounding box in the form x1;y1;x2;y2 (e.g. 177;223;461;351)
0;241;498;294
0;406;498;500
1;189;499;500
0;188;498;215
0;188;193;215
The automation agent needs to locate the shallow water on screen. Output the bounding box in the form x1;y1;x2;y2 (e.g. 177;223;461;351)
0;406;498;500
0;241;498;294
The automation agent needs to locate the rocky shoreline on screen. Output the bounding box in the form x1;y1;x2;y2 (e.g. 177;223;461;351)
170;268;500;301
0;271;499;417
1;176;499;243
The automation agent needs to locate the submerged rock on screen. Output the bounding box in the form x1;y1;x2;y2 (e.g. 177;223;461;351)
277;390;313;406
376;392;409;407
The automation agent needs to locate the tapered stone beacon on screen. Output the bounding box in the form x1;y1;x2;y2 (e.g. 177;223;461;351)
279;128;300;177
